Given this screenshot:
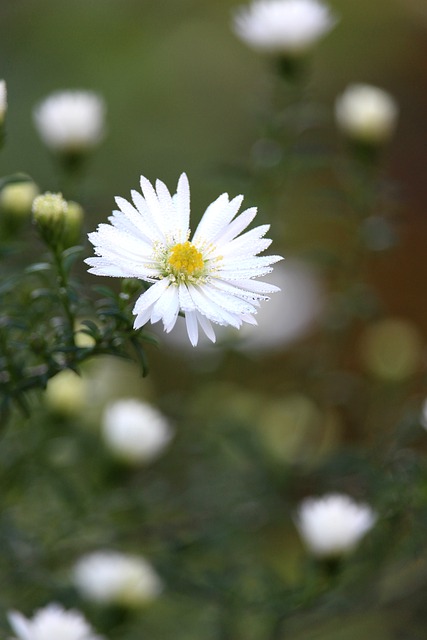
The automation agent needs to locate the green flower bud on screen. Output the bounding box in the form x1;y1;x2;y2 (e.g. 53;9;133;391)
63;200;84;246
32;192;68;246
0;181;39;220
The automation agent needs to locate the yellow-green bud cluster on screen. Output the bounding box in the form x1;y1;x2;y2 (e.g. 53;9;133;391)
32;192;68;246
32;192;84;247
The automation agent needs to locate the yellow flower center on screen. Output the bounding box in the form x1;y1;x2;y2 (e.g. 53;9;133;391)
167;241;204;281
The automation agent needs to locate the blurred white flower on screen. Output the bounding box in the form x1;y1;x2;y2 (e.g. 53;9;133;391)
335;84;398;145
295;493;377;558
73;551;162;608
8;603;99;640
233;0;337;55
420;398;427;430
0;79;7;123
238;261;324;352
33;90;105;154
102;398;173;464
86;172;282;346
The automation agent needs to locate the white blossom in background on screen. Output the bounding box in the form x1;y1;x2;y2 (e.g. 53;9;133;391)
335;84;398;145
8;603;100;640
86;173;282;347
420;398;427;430
295;493;377;558
233;0;337;55
73;551;162;608
33;90;105;154
0;79;7;123
102;398;173;464
238;261;324;352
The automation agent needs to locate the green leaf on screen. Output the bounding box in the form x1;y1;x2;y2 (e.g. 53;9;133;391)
131;336;149;377
24;262;52;275
93;285;118;300
78;319;100;337
61;245;84;273
0;172;33;191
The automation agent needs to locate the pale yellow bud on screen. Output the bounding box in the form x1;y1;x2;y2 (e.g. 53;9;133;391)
0;181;39;219
335;84;398;145
45;369;86;415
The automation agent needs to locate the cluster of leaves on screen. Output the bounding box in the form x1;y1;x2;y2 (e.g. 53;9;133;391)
0;242;157;421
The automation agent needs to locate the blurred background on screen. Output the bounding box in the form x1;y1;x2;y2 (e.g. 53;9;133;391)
1;1;427;639
1;0;427;323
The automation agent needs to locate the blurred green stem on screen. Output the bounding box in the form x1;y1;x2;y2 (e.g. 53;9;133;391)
51;244;76;350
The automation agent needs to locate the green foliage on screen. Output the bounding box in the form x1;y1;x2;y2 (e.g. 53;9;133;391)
0;239;155;421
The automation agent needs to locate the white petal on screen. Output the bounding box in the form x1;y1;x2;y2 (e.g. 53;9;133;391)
241;313;258;325
231;278;281;295
156;179;178;237
192;193;232;243
196;311;217;343
151;284;180;332
185;310;199;346
218;254;283;280
178;284;196;312
109;207;155;245
220;225;272;257
7;612;32;640
85;259;133;277
173;172;190;241
210;278;271;301
139;175;170;237
202;283;258;315
133;279;170;315
188;285;242;328
214;207;257;246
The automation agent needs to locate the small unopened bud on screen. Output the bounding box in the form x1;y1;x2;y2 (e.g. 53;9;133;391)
63;200;84;246
0;180;39;220
32;192;68;245
335;84;398;146
45;369;86;416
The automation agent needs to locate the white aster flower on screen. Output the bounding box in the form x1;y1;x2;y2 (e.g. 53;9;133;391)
86;173;282;347
8;603;100;640
295;493;377;558
233;0;337;55
33;90;105;153
73;551;162;607
102;398;173;464
335;84;398;145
